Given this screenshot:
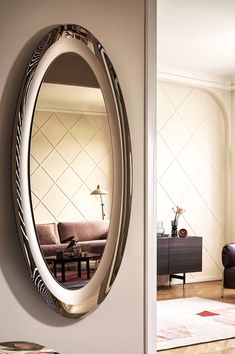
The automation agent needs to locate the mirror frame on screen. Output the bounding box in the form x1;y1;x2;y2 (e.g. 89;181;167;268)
12;24;132;319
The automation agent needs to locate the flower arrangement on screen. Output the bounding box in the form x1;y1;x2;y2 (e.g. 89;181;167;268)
171;206;185;237
172;206;185;223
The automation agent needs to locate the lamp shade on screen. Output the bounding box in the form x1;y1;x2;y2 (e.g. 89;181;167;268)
90;184;108;195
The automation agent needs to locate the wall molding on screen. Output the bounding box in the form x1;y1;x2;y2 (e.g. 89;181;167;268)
158;64;235;91
38;107;107;116
145;0;157;353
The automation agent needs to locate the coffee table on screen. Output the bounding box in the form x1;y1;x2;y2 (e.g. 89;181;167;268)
46;253;100;282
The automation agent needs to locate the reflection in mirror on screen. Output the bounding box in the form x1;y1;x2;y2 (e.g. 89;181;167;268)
30;53;112;289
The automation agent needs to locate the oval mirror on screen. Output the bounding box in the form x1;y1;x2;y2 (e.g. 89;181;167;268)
12;24;132;319
31;52;112;291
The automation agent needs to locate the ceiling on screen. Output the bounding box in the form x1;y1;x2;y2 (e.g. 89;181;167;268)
157;0;235;79
37;84;106;114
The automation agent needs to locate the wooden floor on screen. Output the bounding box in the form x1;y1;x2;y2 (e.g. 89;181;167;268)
157;281;235;353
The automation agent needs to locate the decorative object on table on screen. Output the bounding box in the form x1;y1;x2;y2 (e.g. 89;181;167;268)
64;237;81;257
178;228;188;237
65;237;77;250
171;206;185;237
90;184;108;220
157;220;165;237
0;341;59;353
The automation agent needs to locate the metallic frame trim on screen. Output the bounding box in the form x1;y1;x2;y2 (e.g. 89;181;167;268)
12;24;132;319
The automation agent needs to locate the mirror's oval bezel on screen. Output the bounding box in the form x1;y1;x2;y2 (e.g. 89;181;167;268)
12;24;132;319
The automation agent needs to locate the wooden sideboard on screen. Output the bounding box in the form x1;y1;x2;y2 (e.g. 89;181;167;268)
157;236;202;285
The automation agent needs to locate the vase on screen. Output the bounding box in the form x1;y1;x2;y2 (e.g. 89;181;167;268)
171;220;178;237
157;220;165;237
178;228;188;237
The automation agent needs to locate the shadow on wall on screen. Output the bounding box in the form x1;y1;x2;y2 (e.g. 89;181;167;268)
0;25;75;327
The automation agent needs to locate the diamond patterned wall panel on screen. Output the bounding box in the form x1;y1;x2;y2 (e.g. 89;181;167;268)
157;81;226;282
30;110;112;224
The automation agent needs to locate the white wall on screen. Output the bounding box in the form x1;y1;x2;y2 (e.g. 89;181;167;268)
0;1;145;354
157;81;227;283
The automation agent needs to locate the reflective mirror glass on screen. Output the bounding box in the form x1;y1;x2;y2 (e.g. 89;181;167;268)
30;53;112;290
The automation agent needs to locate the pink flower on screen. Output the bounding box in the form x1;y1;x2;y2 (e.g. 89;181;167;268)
172;206;185;223
176;206;184;214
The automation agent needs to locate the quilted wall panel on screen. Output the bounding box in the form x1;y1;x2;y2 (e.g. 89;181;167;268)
30;110;112;224
157;81;226;282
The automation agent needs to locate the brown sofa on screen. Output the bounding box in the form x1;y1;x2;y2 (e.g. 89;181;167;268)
36;220;109;257
221;243;235;297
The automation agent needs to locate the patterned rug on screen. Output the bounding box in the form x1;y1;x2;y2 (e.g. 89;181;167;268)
0;341;58;353
157;297;235;350
56;270;95;282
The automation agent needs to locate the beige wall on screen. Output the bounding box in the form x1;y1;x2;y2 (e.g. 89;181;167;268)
31;110;112;223
157;81;227;283
0;1;145;354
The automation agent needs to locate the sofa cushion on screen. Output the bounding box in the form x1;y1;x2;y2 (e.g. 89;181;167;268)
222;243;235;268
36;223;60;245
58;220;109;243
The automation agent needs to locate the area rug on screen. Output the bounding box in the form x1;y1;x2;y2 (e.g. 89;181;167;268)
157;297;235;351
0;341;58;353
56;270;95;282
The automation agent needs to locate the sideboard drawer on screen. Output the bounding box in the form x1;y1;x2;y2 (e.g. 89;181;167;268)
169;237;202;274
157;238;169;275
157;236;202;280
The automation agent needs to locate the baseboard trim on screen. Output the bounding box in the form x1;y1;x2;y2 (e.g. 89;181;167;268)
157;274;222;286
